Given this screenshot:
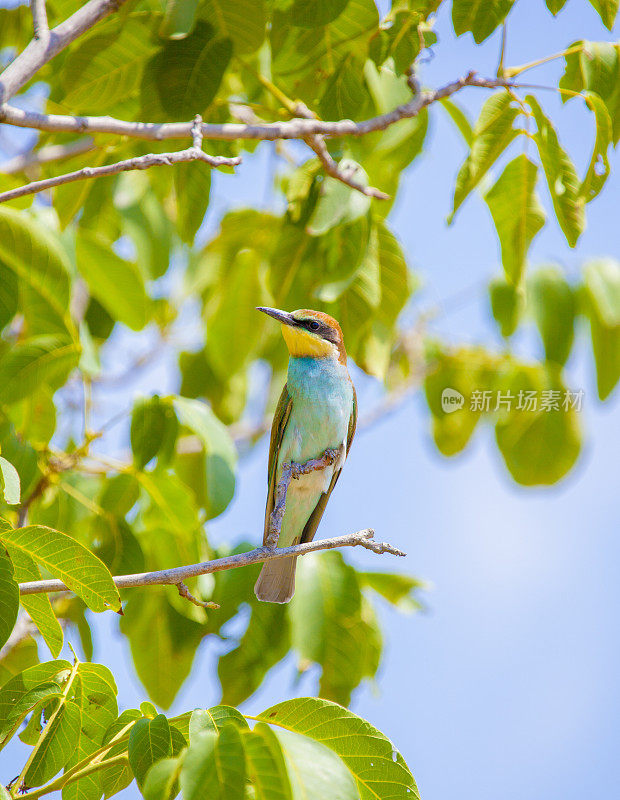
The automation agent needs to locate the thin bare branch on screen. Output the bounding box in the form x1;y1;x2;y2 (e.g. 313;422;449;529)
19;529;405;596
0;137;94;175
0;144;241;203
0;73;512;142
176;581;219;610
0;0;129;104
30;0;49;42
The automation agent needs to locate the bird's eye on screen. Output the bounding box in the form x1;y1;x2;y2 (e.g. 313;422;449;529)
308;320;320;331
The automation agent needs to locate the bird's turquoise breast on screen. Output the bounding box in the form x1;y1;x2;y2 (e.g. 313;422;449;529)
281;356;353;464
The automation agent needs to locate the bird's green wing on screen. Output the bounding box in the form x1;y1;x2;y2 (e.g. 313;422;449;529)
263;383;293;544
300;385;357;544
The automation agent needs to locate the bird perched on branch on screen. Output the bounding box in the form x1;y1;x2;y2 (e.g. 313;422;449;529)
254;307;357;603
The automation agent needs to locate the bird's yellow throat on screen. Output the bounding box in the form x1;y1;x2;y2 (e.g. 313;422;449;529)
281;324;336;359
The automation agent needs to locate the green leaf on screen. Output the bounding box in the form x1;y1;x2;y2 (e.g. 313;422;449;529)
219;600;289;707
204;249;267;377
0;264;18;332
143;756;184;800
0;547;18;651
129;714;173;788
189;707;248;740
243;723;293;800
100;709;142;798
76;231;150;331
0;421;39;499
452;0;515;44
495;364;581;484
583;258;620;327
0;336;79;406
559;41;620;143
8;547;63;657
62;19;159;112
424;345;500;456
583;259;620;399
0;206;73;337
527;95;585;247
528;266;575;365
131;396;179;470
489;277;525;337
174;159;211;245
99;474;140;517
0;660;71;747
214;723;246;799
142;21;232;121
545;0;567;15
587;0;618;29
0;631;38;687
450;93;520;220
271;0;379;103
440;98;473;145
358;571;426;612
0;525;120;613
180;730;219;800
484;155;545;286
160;0;200;38
257;697;419;800
273;726;359;799
0;456;20;504
290;0;349;27
199;0;266;52
172;396;237;519
120;590;204;709
580;93;612;202
25;699;82;786
289;552;381;705
62;663;118;800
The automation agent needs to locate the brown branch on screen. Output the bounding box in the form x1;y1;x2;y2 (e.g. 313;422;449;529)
0;138;94;175
0;0;130;104
18;529;405;596
176;581;219;610
0;73;512;142
0;139;241;203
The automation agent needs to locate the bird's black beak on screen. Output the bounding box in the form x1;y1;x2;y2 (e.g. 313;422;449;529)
256;307;296;326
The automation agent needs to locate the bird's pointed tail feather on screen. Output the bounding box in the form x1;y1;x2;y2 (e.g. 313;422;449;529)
254;556;297;604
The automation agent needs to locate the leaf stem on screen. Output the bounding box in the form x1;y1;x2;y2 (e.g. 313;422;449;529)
504;44;583;77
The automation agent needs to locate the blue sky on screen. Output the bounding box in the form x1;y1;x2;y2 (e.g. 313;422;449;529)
2;0;620;798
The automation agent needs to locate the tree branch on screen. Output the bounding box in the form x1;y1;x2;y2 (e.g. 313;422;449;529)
30;0;49;42
0;73;512;142
18;529;406;596
0;137;94;174
0;0;130;104
0;138;241;203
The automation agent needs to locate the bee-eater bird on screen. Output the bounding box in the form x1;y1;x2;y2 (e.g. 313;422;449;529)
254;307;357;603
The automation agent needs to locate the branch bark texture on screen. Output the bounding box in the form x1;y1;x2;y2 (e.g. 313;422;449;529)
18;529;406;596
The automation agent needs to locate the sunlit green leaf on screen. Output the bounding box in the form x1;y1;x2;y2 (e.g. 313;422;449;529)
76;230;150;331
0;547;18;652
450;93;520;220
484;155;545;286
587;0;618;29
580;93;612;202
0;456;20;505
452;0;515;44
131;396;179;470
143;756;184;800
0;525;120;613
8;546;63;657
583;259;620;399
129;713;173;788
527;95;585;247
199;0;266;52
0;336;79;406
243;722;293;800
495;363;581;485
489;277;525;337
257;697;419;800
358;571;426;612
25;699;82;786
180;730;219;800
528;266;575;365
0;206;73;337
